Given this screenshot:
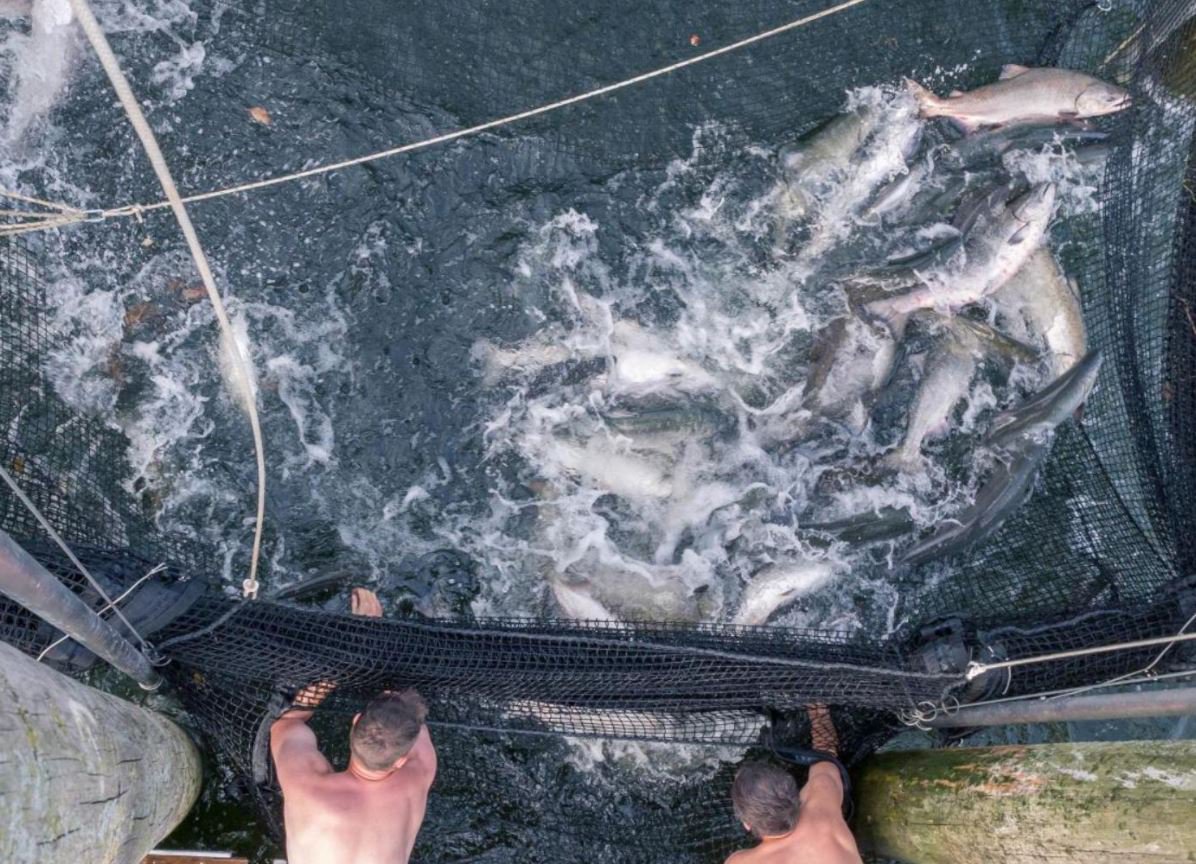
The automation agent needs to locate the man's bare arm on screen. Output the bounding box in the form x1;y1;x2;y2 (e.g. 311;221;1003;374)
799;761;845;814
802;704;846;816
405;724;439;782
271;715;333;787
272;588;384;787
799;705;861;861
285;587;384;712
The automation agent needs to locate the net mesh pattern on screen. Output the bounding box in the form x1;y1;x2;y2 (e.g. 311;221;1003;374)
2;0;1196;860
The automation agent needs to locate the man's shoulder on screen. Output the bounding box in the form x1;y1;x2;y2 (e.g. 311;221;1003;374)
383;760;436;801
792;819;862;864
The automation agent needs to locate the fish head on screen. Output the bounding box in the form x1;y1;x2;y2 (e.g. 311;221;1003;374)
1008;182;1056;236
1074;81;1132;117
1061;348;1103;411
778;142;808;177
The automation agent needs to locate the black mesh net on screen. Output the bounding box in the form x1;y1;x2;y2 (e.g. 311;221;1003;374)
2;0;1196;860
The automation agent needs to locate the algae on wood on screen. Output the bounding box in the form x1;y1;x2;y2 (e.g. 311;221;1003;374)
0;641;201;864
853;740;1196;864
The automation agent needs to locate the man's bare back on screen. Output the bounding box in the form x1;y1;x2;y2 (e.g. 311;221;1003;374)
726;762;862;864
727;705;862;864
272;718;436;864
270;589;437;864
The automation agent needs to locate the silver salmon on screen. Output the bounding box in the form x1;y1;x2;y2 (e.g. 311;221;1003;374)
883;319;980;473
777;106;880;222
900;349;1102;566
906;66;1130;133
863;183;1056;321
731;560;835;625
990;247;1087;376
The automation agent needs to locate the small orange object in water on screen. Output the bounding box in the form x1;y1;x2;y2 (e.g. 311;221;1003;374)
689;34;700;46
248;105;272;125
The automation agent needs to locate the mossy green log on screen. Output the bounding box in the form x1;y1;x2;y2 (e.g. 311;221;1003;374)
0;641;201;864
853;740;1196;864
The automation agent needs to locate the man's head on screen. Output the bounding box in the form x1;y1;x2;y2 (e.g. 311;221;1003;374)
731;762;799;839
349;689;428;773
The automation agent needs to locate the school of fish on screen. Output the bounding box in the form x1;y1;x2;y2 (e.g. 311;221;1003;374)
478;64;1130;628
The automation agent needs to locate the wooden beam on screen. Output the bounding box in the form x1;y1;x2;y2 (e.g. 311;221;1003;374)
854;740;1196;864
0;641;201;863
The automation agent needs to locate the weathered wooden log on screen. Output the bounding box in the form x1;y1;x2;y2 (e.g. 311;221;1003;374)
854;740;1196;864
0;641;201;864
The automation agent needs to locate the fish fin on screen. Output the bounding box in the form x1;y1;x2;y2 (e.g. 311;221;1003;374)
999;63;1031;80
882;448;922;475
949;115;982;135
885;233;963;269
1065;275;1083;302
955;317;1041;364
1006;222;1033;245
948;89;965;97
1058;110;1082;122
904;77;943;116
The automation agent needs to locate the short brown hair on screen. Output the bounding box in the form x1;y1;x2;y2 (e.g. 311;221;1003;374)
350;690;428;771
732;762;799;838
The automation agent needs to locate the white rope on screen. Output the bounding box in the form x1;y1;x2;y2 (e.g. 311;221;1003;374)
965;624;1196;681
899;607;1196;727
36;562;167;661
901;668;1196;729
1;0;868;233
0;462;151;650
1019;607;1196;700
66;0;266;599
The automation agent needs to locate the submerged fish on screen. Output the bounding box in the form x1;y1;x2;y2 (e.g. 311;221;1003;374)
861;157;933;222
863;183;1056;321
504;699;766;740
801;313;907;431
946;124;1111;168
906;66;1131;133
989;247;1087;375
547;438;673;499
732;560;835;625
474;336;572;385
984;348;1103;450
803;506;915;545
777;106;880;222
878;312;1036;474
883;319;981;473
793;101;924;263
900;349;1103;566
602;402;732;447
607;320;720;395
550;552;721;623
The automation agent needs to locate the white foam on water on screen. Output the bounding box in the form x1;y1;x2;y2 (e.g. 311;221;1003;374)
0;0;75;147
43;270;125;414
16;43;1110;649
92;0;228;106
792;85;923;269
451;84;1108;634
1002;141;1104;216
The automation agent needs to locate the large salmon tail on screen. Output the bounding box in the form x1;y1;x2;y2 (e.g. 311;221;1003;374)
903;77;945;117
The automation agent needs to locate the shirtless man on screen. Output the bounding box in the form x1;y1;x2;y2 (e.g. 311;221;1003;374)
270;588;437;864
726;705;862;864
